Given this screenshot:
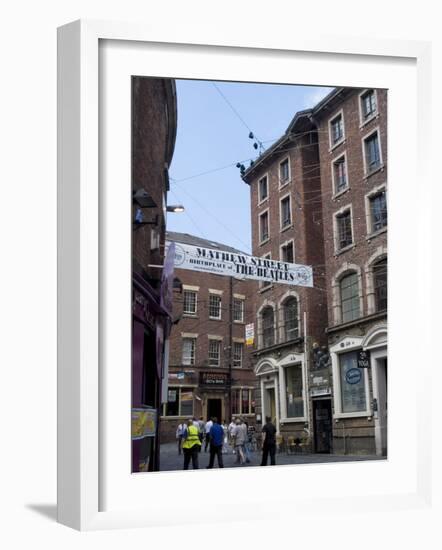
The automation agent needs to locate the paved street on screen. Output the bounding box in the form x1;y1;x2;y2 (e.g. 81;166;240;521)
159;442;384;471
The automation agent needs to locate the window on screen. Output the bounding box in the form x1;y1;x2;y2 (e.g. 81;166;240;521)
258;175;268;202
333;155;347;193
283;297;299;341
279;158;290;185
233;299;244;322
369;190;387;232
281;241;294;263
364;131;381;173
183;290;197;315
182;338;196;365
232;388;253;415
336;209;353;250
280;195;291;229
340;273;360;322
339;351;367;413
208;339;221;367
233;342;243;367
262;306;275;348
361;90;377;121
209;294;221;319
259;211;269;243
285;365;304;418
373;258;387;312
330;113;344;146
164;387;194;417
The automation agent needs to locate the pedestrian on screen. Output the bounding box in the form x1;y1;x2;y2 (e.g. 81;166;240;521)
241;418;251;463
197;416;205;445
176;421;186;455
204;417;213;452
206;417;224;469
260;416;277;466
221;420;229;454
228;417;236;452
182;418;202;470
233;418;247;464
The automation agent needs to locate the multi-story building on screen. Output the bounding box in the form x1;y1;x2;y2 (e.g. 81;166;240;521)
313;88;388;456
242;87;387;457
131;77;177;472
159;232;256;443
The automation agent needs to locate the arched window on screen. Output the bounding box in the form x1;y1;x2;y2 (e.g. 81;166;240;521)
340;272;360;322
373;258;387;312
262;306;275;348
283;297;299;341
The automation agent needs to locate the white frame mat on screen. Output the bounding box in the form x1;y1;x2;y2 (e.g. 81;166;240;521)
57;19;433;531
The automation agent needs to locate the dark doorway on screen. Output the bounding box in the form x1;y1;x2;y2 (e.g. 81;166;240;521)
207;398;222;421
313;398;332;453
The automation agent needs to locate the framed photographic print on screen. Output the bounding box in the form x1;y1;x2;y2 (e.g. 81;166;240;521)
57;19;432;531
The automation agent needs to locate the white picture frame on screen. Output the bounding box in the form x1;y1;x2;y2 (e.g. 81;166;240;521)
57;19;433;531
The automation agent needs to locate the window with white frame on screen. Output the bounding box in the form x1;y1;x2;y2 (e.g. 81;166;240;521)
261;306;275;348
233;342;243;367
258;175;268;202
340;273;360;322
183;290;197;315
369;189;387;232
280;195;291;229
232;388;254;415
279;158;290;185
259;210;269;243
260;253;272;290
209;294;222;319
182;338;196;365
283;297;299;341
233;298;244;322
208;339;221;366
336;209;353;250
360;89;377;122
364;130;381;173
163;387;194;417
280;241;294;263
332;155;348;193
330;112;344;146
285;364;304;418
373;258;387;312
339;351;367;413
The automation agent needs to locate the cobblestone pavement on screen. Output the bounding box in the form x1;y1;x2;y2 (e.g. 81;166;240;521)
159;442;384;471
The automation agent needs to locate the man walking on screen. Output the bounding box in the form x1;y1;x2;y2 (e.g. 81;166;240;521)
260;416;277;466
182;418;202;470
233;418;247;464
206;417;224;469
176;421;186;455
204;417;213;452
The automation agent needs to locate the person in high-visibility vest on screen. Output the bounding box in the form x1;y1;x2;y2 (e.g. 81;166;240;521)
182;418;202;470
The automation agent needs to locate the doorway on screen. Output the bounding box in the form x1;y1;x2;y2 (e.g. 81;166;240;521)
265;387;276;423
313;399;332;453
375;357;387;456
207;398;222;421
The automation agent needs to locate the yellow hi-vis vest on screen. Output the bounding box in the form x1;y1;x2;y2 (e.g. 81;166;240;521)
182;425;201;449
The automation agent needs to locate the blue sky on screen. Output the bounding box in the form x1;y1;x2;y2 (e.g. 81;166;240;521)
167;80;332;254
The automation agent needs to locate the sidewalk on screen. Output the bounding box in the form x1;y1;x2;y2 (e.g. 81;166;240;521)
159;442;384;471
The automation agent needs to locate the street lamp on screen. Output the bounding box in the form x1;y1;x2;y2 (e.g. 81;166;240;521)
166;205;185;213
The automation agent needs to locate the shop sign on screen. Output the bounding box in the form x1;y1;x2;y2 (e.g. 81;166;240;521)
168;389;177;402
165;241;313;287
131;408;157;440
245;323;254;346
345;368;362;385
200;372;228;386
357;350;370;368
169;372;185;380
310;387;331;397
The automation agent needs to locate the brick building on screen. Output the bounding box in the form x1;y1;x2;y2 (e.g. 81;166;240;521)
159;231;256;443
242;87;387;456
131;77;177;472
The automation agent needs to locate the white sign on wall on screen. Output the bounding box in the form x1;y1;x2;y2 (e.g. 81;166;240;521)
165;241;313;287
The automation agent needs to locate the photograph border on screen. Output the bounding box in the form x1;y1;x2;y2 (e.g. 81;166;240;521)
57;19;432;531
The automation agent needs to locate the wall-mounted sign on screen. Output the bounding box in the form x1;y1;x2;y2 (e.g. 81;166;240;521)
310;387;331;397
131;408;157;440
245;323;254;346
165;241;313;287
345;368;362;385
357;350;370;368
200;372;228;386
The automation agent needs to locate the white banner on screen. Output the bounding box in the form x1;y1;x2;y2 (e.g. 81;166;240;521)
165;241;313;287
